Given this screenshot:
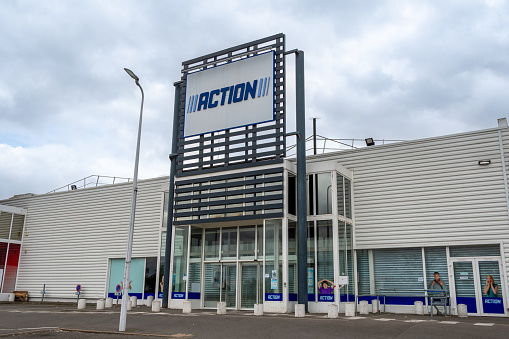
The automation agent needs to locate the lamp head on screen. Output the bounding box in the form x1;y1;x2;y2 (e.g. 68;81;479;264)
365;138;375;146
124;68;139;81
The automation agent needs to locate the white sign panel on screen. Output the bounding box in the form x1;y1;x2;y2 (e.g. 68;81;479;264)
338;276;349;285
184;52;274;137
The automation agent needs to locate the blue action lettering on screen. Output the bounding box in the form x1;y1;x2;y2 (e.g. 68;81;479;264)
188;78;270;112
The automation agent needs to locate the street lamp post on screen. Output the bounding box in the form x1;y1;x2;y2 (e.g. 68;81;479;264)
119;68;144;332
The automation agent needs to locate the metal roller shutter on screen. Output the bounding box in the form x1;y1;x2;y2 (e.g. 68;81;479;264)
374;248;423;294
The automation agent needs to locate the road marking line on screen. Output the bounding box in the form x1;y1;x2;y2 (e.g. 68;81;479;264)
374;318;396;321
345;316;366;320
0;327;58;331
473;323;495;326
439;321;458;324
405;320;428;323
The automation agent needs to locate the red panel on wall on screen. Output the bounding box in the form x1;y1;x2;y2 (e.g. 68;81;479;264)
2;243;20;293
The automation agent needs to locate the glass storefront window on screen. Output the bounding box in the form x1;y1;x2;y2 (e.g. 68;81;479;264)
10;215;24;241
265;219;283;294
337;177;344;216
172;227;188;293
189;227;202;259
338;221;354;296
316;220;334;295
0;213;11;240
337;175;352;218
204;228;220;261
344;178;352;219
307;221;315;295
307;173;332;216
346;222;354;295
316;173;332;215
144;257;157;294
159;232;166;294
257;225;263;259
162;192;169;227
287;174;297;215
0;242;7;292
288;221;297;295
221;227;237;260
239;226;256;260
108;258;144;297
188;227;203;296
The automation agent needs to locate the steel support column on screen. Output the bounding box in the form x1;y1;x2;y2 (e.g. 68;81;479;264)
295;50;308;312
162;82;181;308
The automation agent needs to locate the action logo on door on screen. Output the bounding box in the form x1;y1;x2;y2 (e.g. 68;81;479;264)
318;295;335;302
265;293;282;301
483;297;504;314
172;292;185;299
484;298;501;304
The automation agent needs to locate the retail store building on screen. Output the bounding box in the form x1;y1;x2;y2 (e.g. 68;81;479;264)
1;119;509;316
1;34;508;317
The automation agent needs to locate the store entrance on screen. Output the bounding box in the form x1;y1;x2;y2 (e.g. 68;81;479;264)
452;258;506;316
203;261;262;309
240;262;263;309
204;263;237;308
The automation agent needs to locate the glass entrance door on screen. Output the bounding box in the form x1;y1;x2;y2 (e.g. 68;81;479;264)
204;263;221;308
222;263;237;308
452;259;506;316
478;260;504;315
240;262;262;309
203;263;237;308
453;261;477;314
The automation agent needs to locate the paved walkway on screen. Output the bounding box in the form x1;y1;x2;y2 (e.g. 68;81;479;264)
0;302;508;338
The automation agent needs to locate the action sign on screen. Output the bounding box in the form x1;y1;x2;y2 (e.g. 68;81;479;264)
184;51;274;137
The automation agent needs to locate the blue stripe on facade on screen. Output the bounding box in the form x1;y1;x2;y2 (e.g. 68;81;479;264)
192;94;198;112
107;292;144;300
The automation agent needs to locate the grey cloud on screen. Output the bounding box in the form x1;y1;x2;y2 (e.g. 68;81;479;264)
2;0;509;199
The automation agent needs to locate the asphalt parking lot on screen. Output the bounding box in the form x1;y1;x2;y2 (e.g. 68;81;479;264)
0;302;508;338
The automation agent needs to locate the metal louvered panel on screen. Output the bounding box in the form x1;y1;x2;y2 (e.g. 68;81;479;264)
424;247;448;290
173;166;284;225
374;248;424;294
177;34;286;176
357;249;370;295
449;245;501;257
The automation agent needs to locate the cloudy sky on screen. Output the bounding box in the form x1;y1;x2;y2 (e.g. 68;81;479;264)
1;0;508;199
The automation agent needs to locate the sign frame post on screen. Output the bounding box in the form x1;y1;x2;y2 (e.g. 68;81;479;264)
75;284;81;304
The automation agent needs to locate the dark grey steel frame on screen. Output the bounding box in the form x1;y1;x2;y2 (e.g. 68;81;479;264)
177;33;286;176
164;35;307;313
163;34;287;308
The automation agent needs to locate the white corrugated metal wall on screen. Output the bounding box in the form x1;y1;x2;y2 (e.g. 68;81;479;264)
0;177;168;301
306;126;509;308
3;124;509;305
307;127;509;252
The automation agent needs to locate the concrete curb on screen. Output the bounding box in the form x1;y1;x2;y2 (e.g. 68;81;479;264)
59;328;195;337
